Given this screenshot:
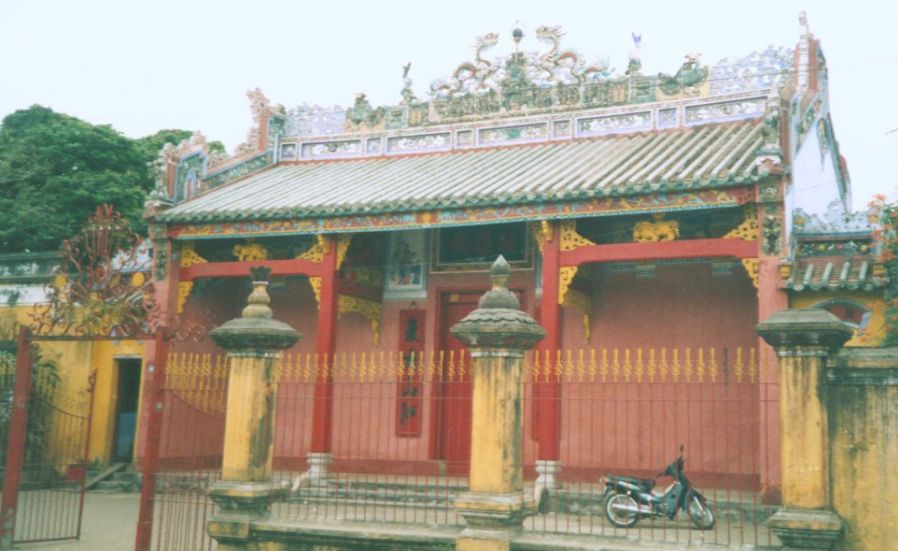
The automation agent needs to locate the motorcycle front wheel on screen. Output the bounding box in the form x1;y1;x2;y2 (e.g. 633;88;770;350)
604;492;640;528
687;493;715;530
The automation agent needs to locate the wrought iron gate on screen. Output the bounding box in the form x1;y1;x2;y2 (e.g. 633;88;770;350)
0;329;95;546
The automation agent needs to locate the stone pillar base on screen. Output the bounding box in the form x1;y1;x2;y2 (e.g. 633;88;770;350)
767;508;843;550
455;492;533;528
208;481;286;547
290;452;334;492
534;460;561;512
307;452;333;486
456;527;514;551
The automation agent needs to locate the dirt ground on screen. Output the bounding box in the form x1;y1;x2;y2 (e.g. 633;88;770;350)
15;493;139;551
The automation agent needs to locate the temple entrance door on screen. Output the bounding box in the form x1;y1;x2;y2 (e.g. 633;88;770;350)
436;291;480;476
113;358;142;462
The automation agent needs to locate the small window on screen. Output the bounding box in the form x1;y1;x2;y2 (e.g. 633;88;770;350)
814;299;870;329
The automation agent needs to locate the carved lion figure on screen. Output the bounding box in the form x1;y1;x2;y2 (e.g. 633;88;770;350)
633;214;680;242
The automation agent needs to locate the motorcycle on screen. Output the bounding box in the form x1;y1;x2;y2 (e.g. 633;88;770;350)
600;446;715;530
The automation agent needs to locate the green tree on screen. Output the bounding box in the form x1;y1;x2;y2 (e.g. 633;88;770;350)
0;106;149;252
0;107;222;254
869;195;898;346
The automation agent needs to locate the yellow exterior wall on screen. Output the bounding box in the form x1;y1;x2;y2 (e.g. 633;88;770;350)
790;291;886;347
0;306;145;466
829;367;898;551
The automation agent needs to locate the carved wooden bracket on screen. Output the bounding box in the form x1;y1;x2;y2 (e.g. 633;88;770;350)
336;235;353;270
178;243;207;313
724;204;759;241
338;295;382;346
529;220;553;253
741;258;760;288
308;276;322;306
296;235;329;263
560;220;595;251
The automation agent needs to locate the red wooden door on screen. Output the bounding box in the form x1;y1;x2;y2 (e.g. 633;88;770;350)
437;292;480;476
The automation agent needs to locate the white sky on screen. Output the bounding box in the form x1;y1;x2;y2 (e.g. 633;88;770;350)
2;0;896;210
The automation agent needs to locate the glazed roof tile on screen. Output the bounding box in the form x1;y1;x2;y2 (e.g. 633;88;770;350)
784;257;887;292
161;120;767;224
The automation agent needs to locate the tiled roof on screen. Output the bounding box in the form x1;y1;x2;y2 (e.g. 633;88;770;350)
784;257;887;292
160;120;768;224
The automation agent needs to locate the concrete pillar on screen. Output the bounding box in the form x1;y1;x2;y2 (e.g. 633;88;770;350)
206;266;300;550
757;308;852;550
452;256;545;551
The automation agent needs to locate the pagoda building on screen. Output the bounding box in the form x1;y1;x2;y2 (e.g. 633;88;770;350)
143;15;852;501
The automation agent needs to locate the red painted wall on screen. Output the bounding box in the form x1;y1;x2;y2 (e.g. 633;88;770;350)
557;263;761;488
161;262;764;489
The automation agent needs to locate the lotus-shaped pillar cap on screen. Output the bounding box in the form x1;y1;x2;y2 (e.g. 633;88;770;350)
451;256;545;350
210;266;301;351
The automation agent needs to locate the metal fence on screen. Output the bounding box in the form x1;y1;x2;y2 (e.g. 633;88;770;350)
149;346;777;549
0;337;94;545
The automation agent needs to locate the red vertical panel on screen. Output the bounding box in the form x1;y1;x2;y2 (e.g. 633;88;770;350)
0;327;33;546
396;310;425;437
438;295;477;475
134;330;168;551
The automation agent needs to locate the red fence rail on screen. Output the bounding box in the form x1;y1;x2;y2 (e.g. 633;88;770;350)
148;346;777;549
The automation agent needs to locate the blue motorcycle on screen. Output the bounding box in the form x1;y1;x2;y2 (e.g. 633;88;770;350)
600;446;715;530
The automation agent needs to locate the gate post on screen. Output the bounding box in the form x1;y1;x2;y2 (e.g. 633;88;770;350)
0;327;32;549
452;256;545;551
757;309;852;550
206;266;299;549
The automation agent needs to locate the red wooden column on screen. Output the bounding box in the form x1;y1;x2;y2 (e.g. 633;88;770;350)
757;200;788;503
134;331;168;551
536;221;563;491
308;235;339;481
135;232;177;551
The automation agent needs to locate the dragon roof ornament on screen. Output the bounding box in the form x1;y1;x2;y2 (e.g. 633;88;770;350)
275;25;795;139
428;26;612;99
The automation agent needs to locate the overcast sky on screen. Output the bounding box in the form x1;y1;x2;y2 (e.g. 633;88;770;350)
2;0;896;210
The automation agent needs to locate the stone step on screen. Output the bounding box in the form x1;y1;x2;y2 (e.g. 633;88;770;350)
295;486;461;505
87;463;141;493
94;479;140;493
111;470;141;484
86;463;128;490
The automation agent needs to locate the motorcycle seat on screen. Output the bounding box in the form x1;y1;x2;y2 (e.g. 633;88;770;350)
607;475;655;491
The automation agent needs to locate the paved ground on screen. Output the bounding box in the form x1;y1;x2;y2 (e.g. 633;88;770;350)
9;490;779;550
16;493;139;551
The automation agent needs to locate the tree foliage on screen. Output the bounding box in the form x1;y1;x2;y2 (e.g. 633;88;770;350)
0;106;219;253
30;205;157;338
868;195;898;346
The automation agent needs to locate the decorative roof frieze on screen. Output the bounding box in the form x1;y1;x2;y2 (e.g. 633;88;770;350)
276;26;793;143
275;91;769;162
793;200;876;236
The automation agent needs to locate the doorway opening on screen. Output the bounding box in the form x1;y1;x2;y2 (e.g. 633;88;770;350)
113;358;142;462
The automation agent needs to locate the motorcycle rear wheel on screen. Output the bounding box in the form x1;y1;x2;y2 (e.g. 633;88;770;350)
687;493;715;530
604;492;640;528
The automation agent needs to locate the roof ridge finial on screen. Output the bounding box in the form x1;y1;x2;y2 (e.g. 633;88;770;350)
242;266;273;319
478;255;519;310
798;11;811;38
